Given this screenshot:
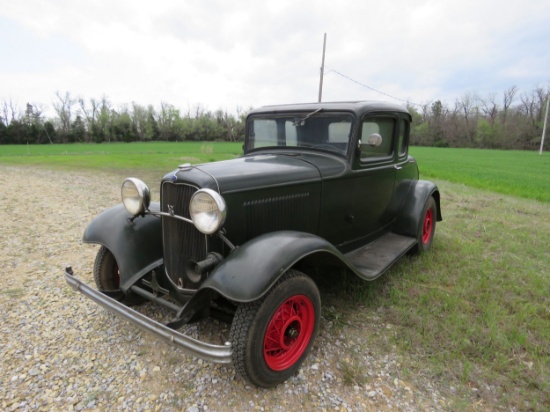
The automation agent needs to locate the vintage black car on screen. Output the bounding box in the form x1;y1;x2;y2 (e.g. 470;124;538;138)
65;101;441;387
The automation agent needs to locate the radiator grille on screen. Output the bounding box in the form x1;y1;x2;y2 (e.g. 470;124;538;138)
161;182;206;288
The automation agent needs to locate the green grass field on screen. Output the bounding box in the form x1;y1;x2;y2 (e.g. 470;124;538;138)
410;147;550;202
0;142;243;173
321;179;549;410
1;143;549;410
2;143;548;202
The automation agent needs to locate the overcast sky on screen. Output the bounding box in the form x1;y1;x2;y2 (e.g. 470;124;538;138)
1;0;549;116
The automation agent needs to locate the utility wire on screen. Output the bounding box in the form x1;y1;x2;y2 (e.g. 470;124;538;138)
325;69;423;107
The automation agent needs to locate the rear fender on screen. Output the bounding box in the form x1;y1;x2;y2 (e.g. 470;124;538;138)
83;203;163;291
393;180;442;237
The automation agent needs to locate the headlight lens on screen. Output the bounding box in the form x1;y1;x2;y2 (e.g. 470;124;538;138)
121;178;151;216
189;189;227;235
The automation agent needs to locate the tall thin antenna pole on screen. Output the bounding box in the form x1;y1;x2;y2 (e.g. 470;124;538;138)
318;33;327;103
540;92;549;155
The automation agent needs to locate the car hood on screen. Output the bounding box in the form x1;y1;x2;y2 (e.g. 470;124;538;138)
164;152;347;194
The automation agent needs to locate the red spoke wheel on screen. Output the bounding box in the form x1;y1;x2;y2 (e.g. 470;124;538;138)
93;246;145;305
421;207;434;245
412;196;437;254
230;270;320;388
263;295;315;371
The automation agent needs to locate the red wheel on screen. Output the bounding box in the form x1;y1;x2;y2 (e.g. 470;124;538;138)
230;270;320;387
412;196;437;254
263;295;315;371
421;207;434;245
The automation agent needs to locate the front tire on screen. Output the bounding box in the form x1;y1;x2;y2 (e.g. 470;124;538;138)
229;269;321;387
93;246;145;305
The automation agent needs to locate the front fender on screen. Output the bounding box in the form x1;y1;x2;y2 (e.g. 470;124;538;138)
195;231;342;304
83;203;163;290
393;180;442;237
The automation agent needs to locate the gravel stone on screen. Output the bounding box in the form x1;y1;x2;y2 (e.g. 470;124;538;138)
0;165;447;411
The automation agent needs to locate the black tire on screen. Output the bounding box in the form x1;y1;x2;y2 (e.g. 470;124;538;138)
229;269;321;388
411;196;437;254
93;246;145;305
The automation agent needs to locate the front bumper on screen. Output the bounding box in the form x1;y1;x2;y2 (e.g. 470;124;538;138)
64;266;232;364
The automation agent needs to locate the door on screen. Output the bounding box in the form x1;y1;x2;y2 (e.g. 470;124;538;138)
319;115;398;247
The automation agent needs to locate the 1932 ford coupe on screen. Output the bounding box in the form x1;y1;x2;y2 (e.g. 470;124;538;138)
65;101;441;387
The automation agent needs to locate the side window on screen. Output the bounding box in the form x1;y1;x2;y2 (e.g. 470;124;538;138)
398;118;409;157
360;117;395;161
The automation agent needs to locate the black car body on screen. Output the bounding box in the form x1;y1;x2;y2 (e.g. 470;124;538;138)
65;101;442;387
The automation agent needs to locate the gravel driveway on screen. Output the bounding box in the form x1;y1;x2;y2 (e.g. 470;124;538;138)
0;165;446;411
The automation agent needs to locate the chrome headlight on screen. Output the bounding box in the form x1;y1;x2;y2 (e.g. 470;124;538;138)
189;189;227;235
121;178;151;216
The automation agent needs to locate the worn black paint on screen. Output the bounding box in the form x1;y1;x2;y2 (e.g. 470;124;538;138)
82;101;442;319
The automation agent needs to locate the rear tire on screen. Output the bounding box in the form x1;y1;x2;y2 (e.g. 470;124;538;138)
411;196;437;254
229;269;321;387
93;246;145;305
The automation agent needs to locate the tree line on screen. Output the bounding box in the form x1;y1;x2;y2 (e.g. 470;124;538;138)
0;92;247;145
408;85;549;150
1;86;548;150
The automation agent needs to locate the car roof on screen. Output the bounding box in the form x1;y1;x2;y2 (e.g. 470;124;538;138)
247;101;410;117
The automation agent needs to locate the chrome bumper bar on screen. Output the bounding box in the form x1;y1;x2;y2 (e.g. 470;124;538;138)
64;266;232;364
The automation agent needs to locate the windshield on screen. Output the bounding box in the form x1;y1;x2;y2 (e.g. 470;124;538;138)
246;113;353;156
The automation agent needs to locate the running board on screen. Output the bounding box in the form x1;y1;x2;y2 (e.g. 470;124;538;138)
344;232;416;280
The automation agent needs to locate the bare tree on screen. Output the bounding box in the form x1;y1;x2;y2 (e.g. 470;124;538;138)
1;101;10;125
501;85;518;125
460;93;477;141
53;91;76;138
520;91;538;126
535;85;550;122
1;99;19;124
418;103;431;123
480;93;499;126
78;97;98;126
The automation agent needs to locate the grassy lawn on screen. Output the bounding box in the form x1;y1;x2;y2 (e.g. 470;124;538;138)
321;179;549;410
411;147;550;202
2;143;549;410
0;142;243;174
1;143;548;202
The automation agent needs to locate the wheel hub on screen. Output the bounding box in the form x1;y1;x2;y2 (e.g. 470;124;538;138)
286;323;300;339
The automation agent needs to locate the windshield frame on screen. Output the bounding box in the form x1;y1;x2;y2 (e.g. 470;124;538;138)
244;111;356;158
